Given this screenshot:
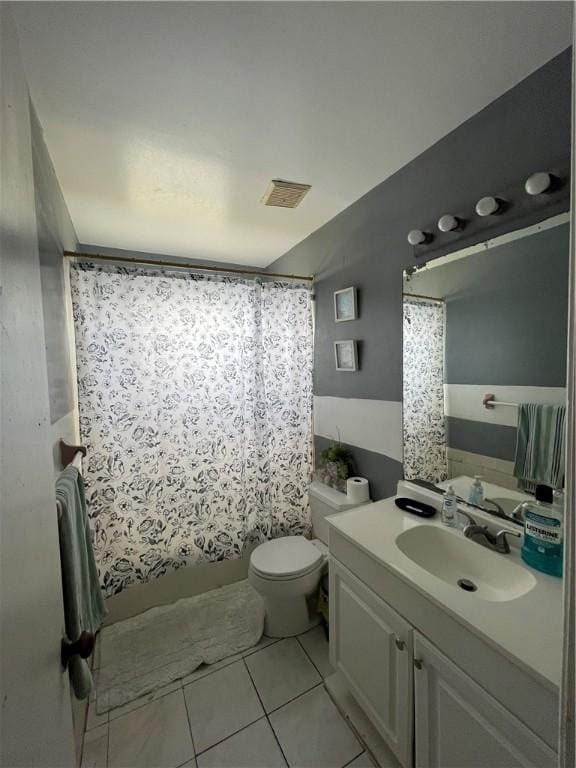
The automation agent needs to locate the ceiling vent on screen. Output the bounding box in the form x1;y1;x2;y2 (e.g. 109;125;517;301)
261;179;311;208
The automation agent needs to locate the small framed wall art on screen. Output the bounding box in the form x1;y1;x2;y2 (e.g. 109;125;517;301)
334;340;357;372
333;286;357;322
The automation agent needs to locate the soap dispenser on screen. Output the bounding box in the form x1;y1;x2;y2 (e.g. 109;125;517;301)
441;485;458;528
468;476;484;507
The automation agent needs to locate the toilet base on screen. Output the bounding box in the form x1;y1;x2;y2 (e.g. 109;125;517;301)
262;592;321;638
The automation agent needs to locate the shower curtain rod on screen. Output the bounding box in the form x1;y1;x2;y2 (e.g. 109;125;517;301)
403;292;445;303
63;250;314;282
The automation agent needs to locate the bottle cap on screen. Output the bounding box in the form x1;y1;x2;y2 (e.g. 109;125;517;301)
535;485;553;504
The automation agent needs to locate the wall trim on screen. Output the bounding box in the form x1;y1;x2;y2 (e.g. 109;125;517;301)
313;395;403;462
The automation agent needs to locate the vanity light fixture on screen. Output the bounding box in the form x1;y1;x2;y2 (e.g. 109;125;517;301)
407;229;431;246
524;171;552;196
437;214;461;233
475;196;502;217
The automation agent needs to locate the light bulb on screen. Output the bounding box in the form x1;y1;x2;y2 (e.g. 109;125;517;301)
524;172;552;196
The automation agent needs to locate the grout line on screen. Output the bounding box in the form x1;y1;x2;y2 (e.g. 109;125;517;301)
341;750;369;768
194;715;268;758
295;631;326;680
266;681;324;716
181;682;198;764
106;682;182;722
79;730;86;768
323;685;376;767
242;658;289;767
242;636;281;658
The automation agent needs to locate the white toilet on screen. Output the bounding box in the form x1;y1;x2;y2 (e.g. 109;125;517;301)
248;481;368;637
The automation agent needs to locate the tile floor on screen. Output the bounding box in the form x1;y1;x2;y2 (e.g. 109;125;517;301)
82;625;376;768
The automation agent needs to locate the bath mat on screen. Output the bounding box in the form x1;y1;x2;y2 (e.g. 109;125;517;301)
95;579;264;713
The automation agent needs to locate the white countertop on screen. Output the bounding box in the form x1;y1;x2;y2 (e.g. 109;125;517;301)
327;490;563;691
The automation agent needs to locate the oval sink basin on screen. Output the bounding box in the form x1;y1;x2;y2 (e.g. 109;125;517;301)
396;525;536;602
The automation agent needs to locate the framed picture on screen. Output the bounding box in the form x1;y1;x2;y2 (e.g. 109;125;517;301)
334;287;357;322
334;340;357;371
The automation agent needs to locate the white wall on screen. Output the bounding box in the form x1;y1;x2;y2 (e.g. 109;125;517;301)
0;6;76;766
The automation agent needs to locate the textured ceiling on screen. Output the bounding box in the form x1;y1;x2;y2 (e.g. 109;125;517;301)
13;1;573;266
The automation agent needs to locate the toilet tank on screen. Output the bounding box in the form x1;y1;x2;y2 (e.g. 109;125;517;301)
309;480;368;544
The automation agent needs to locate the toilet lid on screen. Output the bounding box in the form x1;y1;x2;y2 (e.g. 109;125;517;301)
251;536;324;579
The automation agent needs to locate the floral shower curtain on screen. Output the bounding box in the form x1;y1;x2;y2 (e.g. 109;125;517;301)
70;263;313;596
403;297;448;484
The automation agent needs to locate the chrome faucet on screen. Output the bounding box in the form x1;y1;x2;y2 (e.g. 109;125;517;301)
483;498;506;516
463;524;522;554
456;509;477;528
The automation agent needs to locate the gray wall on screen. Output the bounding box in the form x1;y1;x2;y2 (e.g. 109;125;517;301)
269;48;572;499
0;5;77;765
444;224;570;388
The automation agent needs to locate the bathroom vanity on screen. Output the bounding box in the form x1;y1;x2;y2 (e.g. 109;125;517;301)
327;483;561;768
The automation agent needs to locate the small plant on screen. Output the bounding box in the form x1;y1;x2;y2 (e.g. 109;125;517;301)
318;438;357;492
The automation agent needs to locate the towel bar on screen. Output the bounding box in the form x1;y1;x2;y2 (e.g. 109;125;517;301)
483;393;518;409
61;631;95;669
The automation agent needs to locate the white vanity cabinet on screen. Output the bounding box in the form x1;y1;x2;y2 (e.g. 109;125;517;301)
329;554;558;768
413;633;557;768
330;559;414;768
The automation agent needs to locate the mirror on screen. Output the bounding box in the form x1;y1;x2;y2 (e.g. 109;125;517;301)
402;215;569;521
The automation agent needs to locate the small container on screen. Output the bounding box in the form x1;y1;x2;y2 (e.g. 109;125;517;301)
441;485;458;528
521;485;563;577
468;476;485;507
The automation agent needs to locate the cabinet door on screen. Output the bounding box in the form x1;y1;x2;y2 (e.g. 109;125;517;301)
413;633;557;768
330;559;413;768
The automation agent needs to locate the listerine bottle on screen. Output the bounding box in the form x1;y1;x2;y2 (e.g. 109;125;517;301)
520;484;563;577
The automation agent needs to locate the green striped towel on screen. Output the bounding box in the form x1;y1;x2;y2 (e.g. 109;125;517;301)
57;466;107;698
514;403;566;492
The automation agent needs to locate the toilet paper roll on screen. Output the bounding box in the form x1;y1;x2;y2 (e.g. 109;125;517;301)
346;476;370;504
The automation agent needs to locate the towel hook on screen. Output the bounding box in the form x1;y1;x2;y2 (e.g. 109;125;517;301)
59;439;87;469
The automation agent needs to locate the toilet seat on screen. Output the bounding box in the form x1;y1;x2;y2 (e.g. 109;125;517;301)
250;536;324;581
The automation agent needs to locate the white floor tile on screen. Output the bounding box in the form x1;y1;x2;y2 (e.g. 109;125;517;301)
86;700;109;731
270;685;363;768
183;660;264;753
245;637;321;712
345;752;376;767
197;718;286;768
180;637;279;688
242;635;279;657
108;689;194;768
181;653;243;687
107;679;182;721
298;625;334;678
81;723;108;768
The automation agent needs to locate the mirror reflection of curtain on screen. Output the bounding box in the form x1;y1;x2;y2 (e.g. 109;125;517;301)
403;297;448;483
70;263;313;596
